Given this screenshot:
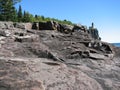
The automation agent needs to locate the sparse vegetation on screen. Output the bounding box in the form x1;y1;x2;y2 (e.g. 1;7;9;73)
0;0;73;25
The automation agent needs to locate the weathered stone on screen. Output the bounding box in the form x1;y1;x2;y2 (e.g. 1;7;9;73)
32;22;39;30
24;23;32;30
0;30;11;37
0;57;104;90
0;22;6;29
38;21;60;30
0;36;6;40
0;21;14;29
14;23;25;29
0;21;119;90
89;53;106;60
38;21;47;30
0;58;45;90
46;20;60;30
105;54;114;59
14;22;32;29
0;49;14;57
73;24;87;32
59;24;74;33
14;34;39;42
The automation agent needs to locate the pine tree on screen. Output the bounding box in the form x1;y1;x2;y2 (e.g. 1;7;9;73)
35;15;38;19
41;15;45;20
17;5;23;22
12;8;18;22
22;11;32;22
0;0;21;21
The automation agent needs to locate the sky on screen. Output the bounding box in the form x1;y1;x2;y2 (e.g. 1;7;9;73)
16;0;120;43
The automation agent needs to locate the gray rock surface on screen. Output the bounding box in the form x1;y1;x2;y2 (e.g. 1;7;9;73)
14;22;32;30
0;57;45;90
0;29;11;37
0;21;14;29
0;21;119;90
37;21;60;30
59;24;74;33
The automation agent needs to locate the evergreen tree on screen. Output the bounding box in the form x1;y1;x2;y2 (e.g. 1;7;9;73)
11;7;18;21
17;5;22;22
0;0;21;21
22;11;32;22
35;14;38;19
41;15;45;20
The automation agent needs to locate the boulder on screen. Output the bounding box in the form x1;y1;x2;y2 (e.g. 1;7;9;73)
46;21;60;30
38;21;60;30
24;23;32;30
100;42;113;53
59;24;74;33
0;21;14;29
14;34;39;42
73;24;87;32
105;54;114;59
14;22;32;30
14;23;25;29
0;22;6;29
89;53;106;60
0;30;11;37
32;22;39;30
0;36;6;41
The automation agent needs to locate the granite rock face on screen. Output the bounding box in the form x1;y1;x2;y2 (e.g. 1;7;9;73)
0;57;104;90
32;21;60;30
0;21;120;90
0;58;45;90
14;22;32;30
0;21;14;29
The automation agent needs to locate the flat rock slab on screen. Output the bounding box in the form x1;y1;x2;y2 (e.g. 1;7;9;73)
0;57;44;90
0;57;103;90
89;53;107;60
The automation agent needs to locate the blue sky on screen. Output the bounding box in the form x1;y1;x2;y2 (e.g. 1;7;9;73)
16;0;120;43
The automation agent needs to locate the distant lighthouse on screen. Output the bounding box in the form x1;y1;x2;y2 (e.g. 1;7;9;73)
92;22;94;29
88;22;100;40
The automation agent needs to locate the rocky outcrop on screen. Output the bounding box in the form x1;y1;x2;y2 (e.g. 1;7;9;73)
0;58;45;90
0;29;11;37
0;21;14;29
32;21;60;30
0;21;114;60
0;21;101;41
73;24;87;32
14;22;32;30
32;22;39;30
14;34;39;42
0;21;119;90
88;22;101;40
0;57;104;90
58;24;74;34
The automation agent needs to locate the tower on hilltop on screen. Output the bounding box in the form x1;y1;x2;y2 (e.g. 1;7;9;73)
92;22;94;28
88;22;100;40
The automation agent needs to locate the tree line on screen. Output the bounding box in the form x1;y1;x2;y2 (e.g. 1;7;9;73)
0;0;73;25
